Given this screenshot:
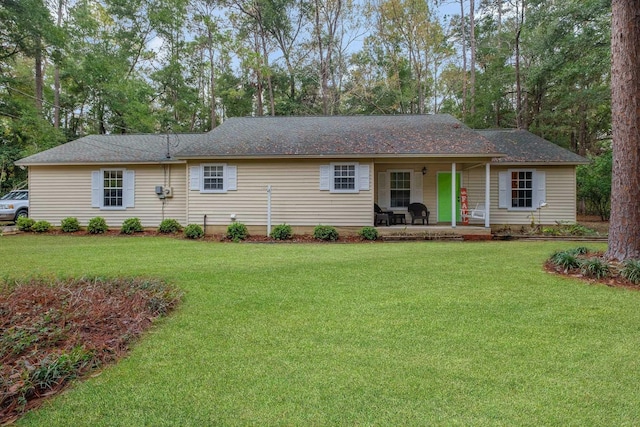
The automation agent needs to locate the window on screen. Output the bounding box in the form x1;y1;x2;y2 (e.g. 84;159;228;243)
103;170;123;207
92;169;134;209
203;165;224;191
190;164;237;193
319;163;370;193
334;164;356;191
510;170;533;208
498;169;545;211
390;171;411;208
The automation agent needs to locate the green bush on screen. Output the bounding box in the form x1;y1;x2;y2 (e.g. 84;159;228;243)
184;224;204;239
87;217;108;234
621;259;640;284
121;217;144;234
580;257;610;279
158;218;182;234
270;224;292;240
549;250;581;271
32;220;51;233
358;226;378;241
16;216;35;232
226;222;248;241
313;225;339;241
60;217;80;233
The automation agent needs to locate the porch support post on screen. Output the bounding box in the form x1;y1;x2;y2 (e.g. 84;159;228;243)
485;163;491;228
451;162;457;228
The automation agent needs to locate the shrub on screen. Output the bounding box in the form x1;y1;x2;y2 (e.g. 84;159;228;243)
184;224;204;239
621;259;640;284
121;217;143;234
358;226;378;241
32;220;51;233
227;222;248;241
580;257;610;279
16;216;35;232
60;217;80;233
549;250;581;271
158;218;182;234
87;217;108;234
270;224;292;240
313;225;339;241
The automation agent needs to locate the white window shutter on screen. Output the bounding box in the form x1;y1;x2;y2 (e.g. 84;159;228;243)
226;165;237;191
498;171;508;208
91;171;101;208
410;171;423;203
189;166;200;191
358;164;370;191
377;171;390;208
535;170;546;208
319;165;331;190
123;170;135;208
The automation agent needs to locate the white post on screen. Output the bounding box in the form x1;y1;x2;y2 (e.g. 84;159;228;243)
451;162;457;228
266;185;272;236
485;163;491;228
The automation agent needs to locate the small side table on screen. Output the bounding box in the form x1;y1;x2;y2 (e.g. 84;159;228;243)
392;213;406;225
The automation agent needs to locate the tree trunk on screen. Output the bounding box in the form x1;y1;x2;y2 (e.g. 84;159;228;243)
34;38;43;113
459;0;467;120
606;0;640;261
469;0;476;115
207;28;217;129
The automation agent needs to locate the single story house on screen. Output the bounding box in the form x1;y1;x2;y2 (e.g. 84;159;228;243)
16;114;588;234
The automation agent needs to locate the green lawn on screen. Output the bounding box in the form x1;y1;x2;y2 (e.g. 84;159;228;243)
2;235;639;426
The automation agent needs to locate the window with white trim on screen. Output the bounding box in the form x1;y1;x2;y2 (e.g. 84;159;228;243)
103;170;123;207
390;171;411;208
498;169;545;211
319;163;370;193
189;164;237;193
510;170;533;208
92;169;135;210
203;165;224;191
334;164;356;191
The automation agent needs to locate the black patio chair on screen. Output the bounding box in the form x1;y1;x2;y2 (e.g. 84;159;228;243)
408;203;430;225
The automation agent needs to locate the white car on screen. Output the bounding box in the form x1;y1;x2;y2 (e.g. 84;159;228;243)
0;190;29;222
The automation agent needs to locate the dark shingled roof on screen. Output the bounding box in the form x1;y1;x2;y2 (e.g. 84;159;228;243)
176;115;502;158
16;133;204;165
479;129;589;164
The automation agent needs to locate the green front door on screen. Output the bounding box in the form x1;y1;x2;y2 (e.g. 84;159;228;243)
437;172;462;223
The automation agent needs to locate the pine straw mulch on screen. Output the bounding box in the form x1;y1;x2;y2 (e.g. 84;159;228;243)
544;251;640;291
0;277;182;425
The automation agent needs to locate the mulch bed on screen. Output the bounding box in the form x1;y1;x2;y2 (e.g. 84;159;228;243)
0;277;182;425
544;252;639;291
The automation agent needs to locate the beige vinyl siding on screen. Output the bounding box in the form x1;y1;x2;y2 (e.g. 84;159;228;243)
465;165;578;225
187;159;374;226
28;164;186;227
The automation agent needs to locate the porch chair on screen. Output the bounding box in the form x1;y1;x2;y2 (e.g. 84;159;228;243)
408;203;430;225
374;203;390;226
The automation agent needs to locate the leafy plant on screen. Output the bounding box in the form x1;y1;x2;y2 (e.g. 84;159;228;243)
158;219;182;234
61;217;80;233
121;217;143;234
32;220;51;233
358;226;378;241
580;257;610;279
313;225;339;241
184;224;204;239
16;216;35;232
621;259;640;284
270;224;292;240
549;250;581;271
227;222;248;241
87;217;108;234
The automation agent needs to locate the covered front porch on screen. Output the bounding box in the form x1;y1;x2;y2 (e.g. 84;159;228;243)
374;158;493;229
373;223;493;241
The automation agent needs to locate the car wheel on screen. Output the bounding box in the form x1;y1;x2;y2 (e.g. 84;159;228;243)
14;209;28;221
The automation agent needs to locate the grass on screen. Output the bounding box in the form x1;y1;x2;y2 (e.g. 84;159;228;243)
1;235;639;425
